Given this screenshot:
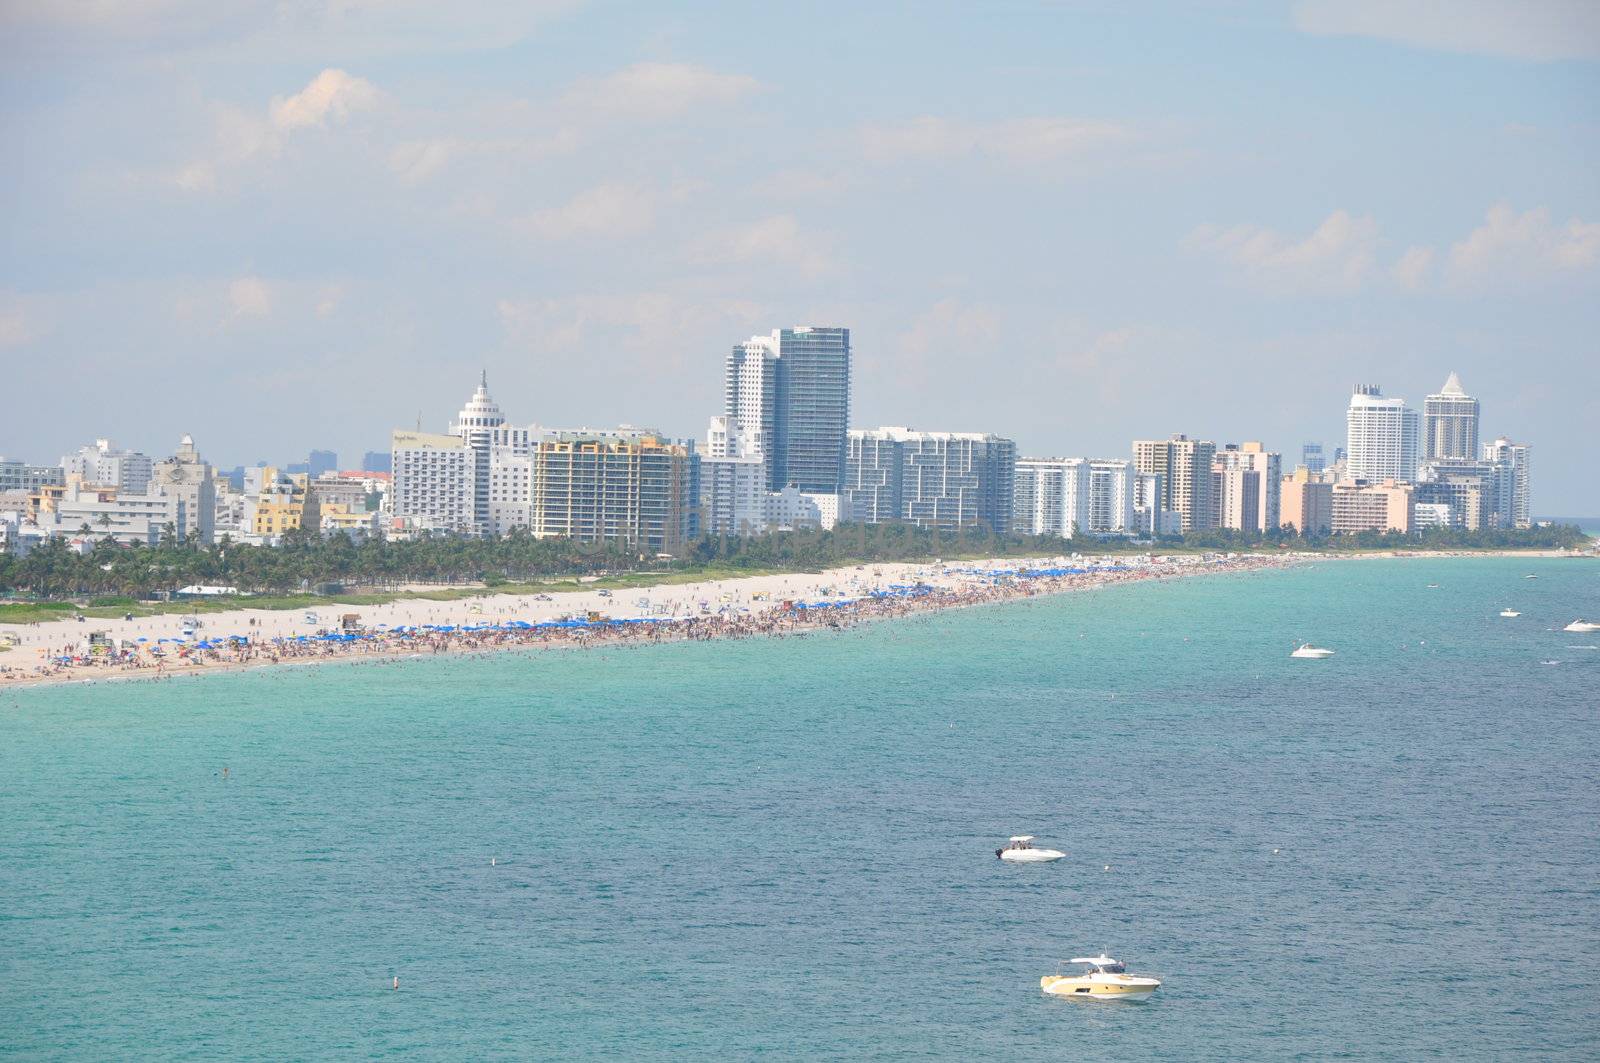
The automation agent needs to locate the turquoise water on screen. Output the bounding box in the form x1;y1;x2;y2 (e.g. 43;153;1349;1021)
3;558;1597;1060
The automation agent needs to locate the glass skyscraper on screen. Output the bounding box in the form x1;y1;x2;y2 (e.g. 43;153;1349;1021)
725;327;851;493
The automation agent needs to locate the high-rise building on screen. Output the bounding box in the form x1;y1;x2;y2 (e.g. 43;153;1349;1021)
532;432;694;554
1133;472;1175;537
1301;443;1325;474
1013;458;1135;538
700;416;767;536
391;431;474;535
150;434;216;544
726;327;850;492
308;450;339;478
450;373;506;536
1213;442;1281;534
1482;437;1531;528
1423;372;1480;461
1345;385;1419;483
1279;467;1333;536
845;427;1016;531
61;439;153;494
362;451;392;474
1132;435;1216;532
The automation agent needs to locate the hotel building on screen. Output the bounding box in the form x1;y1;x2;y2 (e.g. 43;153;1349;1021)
1330;479;1414;535
725;327;850;492
845;427;1016;532
1422;372;1480;461
1133;435;1216;532
1345;385;1420;484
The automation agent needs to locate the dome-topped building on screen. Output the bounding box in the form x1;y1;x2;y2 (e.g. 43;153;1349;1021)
451;371;506;443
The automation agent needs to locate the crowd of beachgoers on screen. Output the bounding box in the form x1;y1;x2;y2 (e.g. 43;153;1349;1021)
0;552;1291;688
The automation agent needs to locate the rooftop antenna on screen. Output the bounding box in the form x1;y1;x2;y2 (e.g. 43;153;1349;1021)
416;410;422;432
481;368;487;388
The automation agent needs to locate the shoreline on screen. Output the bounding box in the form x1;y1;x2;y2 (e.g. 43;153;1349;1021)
1;552;1292;692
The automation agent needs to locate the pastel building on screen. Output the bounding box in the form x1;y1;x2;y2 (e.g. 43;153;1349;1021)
1213;442;1281;534
1279;467;1333;536
1330;479;1414;535
1133;435;1216;532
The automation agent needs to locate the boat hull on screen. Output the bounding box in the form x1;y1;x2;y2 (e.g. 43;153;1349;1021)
1000;849;1064;862
1041;975;1160;999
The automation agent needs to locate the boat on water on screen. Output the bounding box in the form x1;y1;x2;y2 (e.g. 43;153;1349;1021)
1041;955;1161;1000
1291;643;1335;659
1499;609;1521;618
1564;620;1600;633
1525;574;1539;580
997;835;1065;862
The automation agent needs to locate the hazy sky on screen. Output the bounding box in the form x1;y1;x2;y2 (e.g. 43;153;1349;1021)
2;1;1597;512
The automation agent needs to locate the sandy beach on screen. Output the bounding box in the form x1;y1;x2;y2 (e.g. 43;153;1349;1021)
0;552;1292;690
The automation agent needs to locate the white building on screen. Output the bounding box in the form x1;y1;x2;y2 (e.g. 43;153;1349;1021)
1346;385;1420;484
700;417;767;536
486;445;534;535
1014;457;1135;538
1482;437;1531;528
61;439;153;494
1414;502;1454;529
391;430;474;535
845;427;1016;531
40;481;180;546
763;486;824;531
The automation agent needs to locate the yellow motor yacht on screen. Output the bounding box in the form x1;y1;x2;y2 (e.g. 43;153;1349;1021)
1041;955;1161;1000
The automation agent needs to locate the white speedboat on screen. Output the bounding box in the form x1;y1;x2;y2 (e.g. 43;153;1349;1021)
1291;643;1335;659
997;835;1064;862
1041;955;1161;1000
1564;620;1600;633
1499;609;1520;618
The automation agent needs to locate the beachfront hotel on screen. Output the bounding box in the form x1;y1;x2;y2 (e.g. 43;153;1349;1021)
844;427;1016;532
725;327;851;493
1345;385;1420;484
1012;457;1137;538
1213;442;1281;535
532;431;695;555
1133;435;1216;533
1423;372;1481;462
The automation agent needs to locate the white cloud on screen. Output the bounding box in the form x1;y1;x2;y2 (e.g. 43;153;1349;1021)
1391;246;1435;291
690;214;838;279
1293;0;1600;61
1184;210;1380;294
861;115;1133;165
522;183;657;240
229;277;272;318
174;68;379;192
269;68;379;132
562;62;761;119
1446;204;1600;284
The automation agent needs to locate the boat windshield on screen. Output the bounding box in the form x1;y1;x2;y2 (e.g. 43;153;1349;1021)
1097;963;1125;974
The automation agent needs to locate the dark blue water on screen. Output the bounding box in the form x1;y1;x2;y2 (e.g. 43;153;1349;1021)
3;558;1597;1060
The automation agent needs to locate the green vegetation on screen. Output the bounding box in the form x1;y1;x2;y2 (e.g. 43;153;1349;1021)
0;521;1586;617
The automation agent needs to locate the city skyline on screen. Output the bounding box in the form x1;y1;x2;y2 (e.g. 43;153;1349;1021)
2;3;1596;512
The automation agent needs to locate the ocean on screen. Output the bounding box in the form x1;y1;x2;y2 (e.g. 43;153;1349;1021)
3;557;1597;1061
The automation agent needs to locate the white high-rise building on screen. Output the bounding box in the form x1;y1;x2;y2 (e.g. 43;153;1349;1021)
1013;458;1135;538
1345;385;1419;484
449;373;506;536
700;416;767;536
844;427;1016;531
1133;472;1175;537
1423;372;1480;461
1013;458;1088;538
61;439;153;494
1482;437;1531;528
391;430;474;534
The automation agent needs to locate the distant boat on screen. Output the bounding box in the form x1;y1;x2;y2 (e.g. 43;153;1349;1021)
1564;620;1600;633
1525;574;1539;580
1291;643;1335;659
1499;609;1521;618
997;835;1065;862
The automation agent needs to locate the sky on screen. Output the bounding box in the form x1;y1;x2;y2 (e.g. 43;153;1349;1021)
1;0;1597;513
